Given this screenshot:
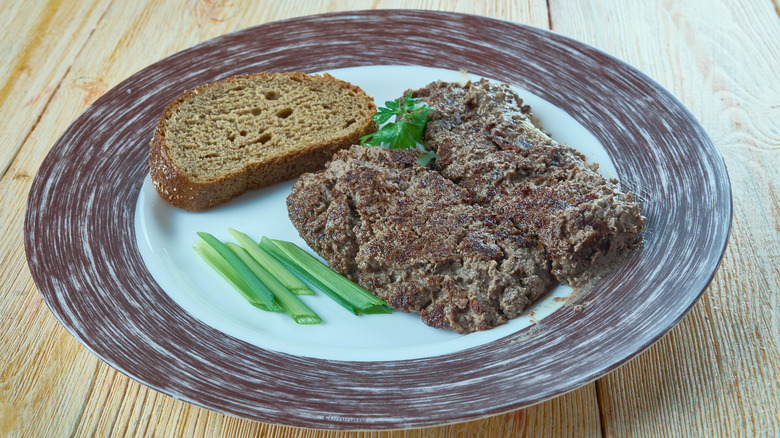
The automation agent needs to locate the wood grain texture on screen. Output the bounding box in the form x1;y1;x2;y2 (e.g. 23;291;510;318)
0;0;113;177
550;0;780;436
1;0;776;437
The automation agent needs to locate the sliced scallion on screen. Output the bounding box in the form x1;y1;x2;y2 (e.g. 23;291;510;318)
259;237;393;315
193;238;278;311
228;228;313;295
195;232;279;311
226;243;321;324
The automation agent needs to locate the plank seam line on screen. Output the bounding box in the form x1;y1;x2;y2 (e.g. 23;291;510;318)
546;0;554;30
0;73;65;182
67;358;101;438
595;381;608;438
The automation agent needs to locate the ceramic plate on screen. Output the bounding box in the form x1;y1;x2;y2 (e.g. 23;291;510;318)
25;10;731;430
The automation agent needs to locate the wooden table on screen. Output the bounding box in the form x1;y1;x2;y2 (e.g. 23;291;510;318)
2;1;778;436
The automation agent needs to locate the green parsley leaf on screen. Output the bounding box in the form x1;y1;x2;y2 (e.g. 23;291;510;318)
360;93;433;150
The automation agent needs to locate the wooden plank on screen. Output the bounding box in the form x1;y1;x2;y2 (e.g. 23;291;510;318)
548;0;780;435
0;0;605;436
0;1;113;436
0;0;113;176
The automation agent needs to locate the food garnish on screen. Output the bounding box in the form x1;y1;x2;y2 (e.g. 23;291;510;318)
193;232;280;312
259;237;394;315
360;93;437;165
194;230;392;324
226;243;321;324
228;228;313;295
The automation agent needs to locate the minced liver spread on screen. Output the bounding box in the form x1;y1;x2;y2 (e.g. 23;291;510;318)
287;79;646;334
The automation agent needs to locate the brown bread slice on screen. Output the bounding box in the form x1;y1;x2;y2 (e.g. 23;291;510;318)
149;72;376;211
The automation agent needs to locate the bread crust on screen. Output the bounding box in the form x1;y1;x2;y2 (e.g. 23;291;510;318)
148;72;376;211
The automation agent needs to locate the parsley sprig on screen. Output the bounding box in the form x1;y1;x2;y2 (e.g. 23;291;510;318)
360;93;433;150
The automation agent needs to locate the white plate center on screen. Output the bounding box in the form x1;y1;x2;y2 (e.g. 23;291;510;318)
134;65;616;361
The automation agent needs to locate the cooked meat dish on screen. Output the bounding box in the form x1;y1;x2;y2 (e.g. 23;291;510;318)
411;79;646;286
287;79;645;334
288;146;552;333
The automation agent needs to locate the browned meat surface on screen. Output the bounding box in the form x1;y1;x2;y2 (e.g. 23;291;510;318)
287;79;645;333
411;79;645;286
288;146;552;333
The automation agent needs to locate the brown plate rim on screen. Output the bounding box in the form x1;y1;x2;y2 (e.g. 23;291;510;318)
24;10;731;430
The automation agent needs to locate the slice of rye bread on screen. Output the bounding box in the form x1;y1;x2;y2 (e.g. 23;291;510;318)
149;72;377;211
